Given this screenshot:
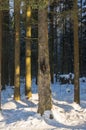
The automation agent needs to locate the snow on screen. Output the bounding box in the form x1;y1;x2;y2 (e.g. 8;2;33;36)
0;77;86;130
59;73;74;79
82;12;86;17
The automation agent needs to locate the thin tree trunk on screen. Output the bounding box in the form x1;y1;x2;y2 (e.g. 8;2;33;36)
62;19;65;74
73;0;80;104
0;2;2;110
1;8;9;88
80;0;83;76
4;10;9;85
9;9;14;86
3;0;9;86
25;5;32;98
38;8;52;115
9;26;14;86
14;0;21;100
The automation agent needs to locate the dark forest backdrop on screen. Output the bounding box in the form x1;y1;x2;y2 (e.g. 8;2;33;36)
0;0;86;114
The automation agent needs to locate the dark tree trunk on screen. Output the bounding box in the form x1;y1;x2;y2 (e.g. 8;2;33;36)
2;5;9;88
0;0;2;109
73;0;80;104
14;0;20;100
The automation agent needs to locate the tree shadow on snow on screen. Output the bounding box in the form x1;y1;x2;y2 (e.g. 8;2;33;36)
0;109;36;124
0;99;37;125
53;101;74;112
44;115;86;130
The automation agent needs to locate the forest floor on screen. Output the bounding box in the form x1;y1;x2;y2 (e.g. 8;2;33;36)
0;76;86;130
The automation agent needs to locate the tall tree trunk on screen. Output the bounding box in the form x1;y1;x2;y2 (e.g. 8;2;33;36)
80;0;83;76
9;0;15;86
54;4;59;81
14;0;21;100
1;1;9;88
0;1;2;109
4;10;9;85
9;21;14;86
69;19;73;73
73;0;80;104
38;8;52;115
25;5;32;98
62;19;65;74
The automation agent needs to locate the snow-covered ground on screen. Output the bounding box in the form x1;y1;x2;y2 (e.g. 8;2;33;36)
0;77;86;130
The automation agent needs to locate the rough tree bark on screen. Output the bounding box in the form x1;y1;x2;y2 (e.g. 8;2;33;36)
38;7;52;115
73;0;80;104
14;0;21;100
0;0;2;109
25;5;32;98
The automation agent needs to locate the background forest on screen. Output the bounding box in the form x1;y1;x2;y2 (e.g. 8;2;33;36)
0;0;86;116
0;0;86;130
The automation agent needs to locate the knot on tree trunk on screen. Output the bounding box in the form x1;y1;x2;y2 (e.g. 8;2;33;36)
40;58;47;74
